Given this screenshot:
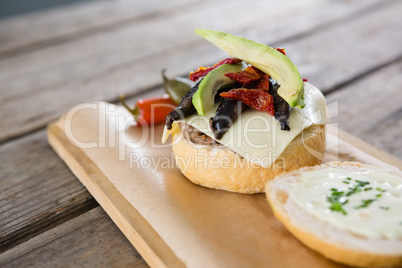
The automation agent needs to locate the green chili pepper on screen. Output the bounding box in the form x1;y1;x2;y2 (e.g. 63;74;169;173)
162;69;195;105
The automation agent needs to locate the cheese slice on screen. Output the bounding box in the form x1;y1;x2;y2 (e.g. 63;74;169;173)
289;167;402;239
162;82;328;168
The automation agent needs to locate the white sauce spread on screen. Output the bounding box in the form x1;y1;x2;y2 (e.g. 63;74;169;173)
289;167;402;239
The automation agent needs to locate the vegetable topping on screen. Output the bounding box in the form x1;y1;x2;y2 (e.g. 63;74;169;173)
220;89;275;116
189;58;242;82
165;80;202;130
269;77;290;131
224;66;263;86
162;70;195;105
195;29;305;108
162;30;310;133
120;94;175;125
210;99;245;139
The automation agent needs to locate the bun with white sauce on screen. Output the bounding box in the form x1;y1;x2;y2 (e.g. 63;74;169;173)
265;161;402;267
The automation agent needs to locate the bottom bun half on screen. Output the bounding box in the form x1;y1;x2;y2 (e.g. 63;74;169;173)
171;124;326;194
265;162;402;267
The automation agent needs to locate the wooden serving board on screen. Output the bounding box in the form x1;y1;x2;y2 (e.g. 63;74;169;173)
47;102;402;268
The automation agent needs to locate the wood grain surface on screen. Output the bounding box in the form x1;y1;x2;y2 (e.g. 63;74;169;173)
0;207;148;268
0;130;98;252
0;0;200;58
0;87;164;253
0;0;393;142
0;0;401;266
326;59;402;157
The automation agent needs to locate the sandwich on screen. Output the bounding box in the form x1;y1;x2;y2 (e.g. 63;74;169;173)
162;29;328;194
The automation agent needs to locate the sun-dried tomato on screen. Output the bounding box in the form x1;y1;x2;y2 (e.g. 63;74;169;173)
224;66;263;85
220;88;275;116
189;58;242;81
255;74;270;91
275;47;286;55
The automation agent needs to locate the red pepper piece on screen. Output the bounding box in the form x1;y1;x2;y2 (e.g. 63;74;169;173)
120;94;176;125
189;58;242;81
255;74;270;91
275;47;286;55
303;78;308;82
224;66;262;85
220;88;275;116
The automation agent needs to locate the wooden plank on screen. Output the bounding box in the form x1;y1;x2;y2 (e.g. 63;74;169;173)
0;0;313;85
0;87;164;252
0;0;386;142
282;1;402;93
325;59;402;159
0;207;149;268
0;130;98;252
0;0;200;58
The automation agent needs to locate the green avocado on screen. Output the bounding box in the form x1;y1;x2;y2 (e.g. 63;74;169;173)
195;29;305;109
192;63;243;115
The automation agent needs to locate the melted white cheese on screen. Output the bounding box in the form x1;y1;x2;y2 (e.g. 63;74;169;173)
289;167;402;239
162;82;328;168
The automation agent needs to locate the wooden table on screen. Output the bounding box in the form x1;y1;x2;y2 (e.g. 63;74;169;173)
1;0;401;266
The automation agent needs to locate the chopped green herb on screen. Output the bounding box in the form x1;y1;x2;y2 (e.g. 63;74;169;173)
327;179;385;214
329;189;344;196
329;202;347;215
376;187;386;192
355;199;376;209
327;189;348;215
355;180;370;187
346;185;361;196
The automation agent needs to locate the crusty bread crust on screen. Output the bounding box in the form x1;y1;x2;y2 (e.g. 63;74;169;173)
171;124;326;194
265;161;402;267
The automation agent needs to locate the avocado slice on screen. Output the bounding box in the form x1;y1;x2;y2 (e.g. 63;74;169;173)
192;63;243;115
195;29;305;109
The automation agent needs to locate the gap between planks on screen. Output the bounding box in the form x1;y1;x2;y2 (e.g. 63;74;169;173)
324;53;402;96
